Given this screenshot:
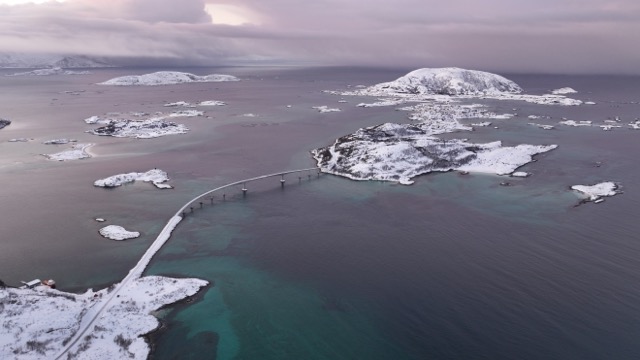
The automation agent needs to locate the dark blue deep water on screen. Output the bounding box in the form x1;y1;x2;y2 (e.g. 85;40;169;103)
1;67;640;359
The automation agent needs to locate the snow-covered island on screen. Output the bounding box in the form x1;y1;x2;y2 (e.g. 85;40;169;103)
333;67;582;106
6;67;91;76
0;276;207;359
98;71;239;86
312;105;341;113
164;100;226;107
551;87;577;95
312;122;557;185
99;225;141;240
43;143;93;161
313;68;568;185
85;111;200;139
0;118;10;129
571;182;619;204
94;169;172;189
43;138;77;145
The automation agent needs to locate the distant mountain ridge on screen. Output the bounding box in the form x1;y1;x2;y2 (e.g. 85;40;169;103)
0;54;114;68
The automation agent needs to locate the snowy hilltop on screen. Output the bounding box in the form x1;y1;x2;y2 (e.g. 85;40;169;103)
364;67;523;96
98;71;240;86
0;54;112;68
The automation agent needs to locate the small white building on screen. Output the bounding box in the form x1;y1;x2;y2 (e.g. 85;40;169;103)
20;279;41;289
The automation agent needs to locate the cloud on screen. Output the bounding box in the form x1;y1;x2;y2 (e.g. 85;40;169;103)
1;0;640;73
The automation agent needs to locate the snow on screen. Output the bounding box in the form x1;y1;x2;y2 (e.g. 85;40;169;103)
99;225;140;241
6;67;90;76
512;172;530;177
43;143;92;161
98;71;239;86
94;169;171;189
312;105;341;113
365;67;523;96
164;101;194;108
457;143;557;175
529;123;555;130
43;138;77;145
560;120;592;127
551;87;577;95
571;182;619;202
471;122;492;127
198;100;227;106
8;138;29;142
357;98;406;107
168;109;204;118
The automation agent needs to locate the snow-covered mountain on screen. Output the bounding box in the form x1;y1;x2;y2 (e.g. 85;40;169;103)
0;54;113;68
366;67;522;96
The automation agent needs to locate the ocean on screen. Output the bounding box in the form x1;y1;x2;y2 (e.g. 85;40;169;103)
1;67;640;359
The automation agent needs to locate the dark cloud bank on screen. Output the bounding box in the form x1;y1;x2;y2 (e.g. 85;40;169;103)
1;0;639;74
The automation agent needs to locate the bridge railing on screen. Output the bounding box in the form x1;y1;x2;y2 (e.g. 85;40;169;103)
175;167;320;217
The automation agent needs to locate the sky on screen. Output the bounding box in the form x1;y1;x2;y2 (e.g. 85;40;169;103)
0;0;639;73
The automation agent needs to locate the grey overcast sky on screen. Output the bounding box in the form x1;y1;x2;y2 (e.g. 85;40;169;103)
1;0;639;73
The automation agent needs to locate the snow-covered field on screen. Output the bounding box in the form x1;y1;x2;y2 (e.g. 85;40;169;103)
98;71;239;86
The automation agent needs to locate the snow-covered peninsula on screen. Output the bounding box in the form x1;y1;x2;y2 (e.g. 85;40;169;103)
0;276;207;359
94;169;172;189
98;71;239;86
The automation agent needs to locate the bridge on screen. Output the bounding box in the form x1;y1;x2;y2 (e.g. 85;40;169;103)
54;167;321;359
